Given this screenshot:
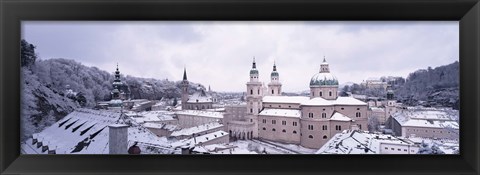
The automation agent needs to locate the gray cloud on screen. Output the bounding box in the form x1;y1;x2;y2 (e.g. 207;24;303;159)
22;21;458;92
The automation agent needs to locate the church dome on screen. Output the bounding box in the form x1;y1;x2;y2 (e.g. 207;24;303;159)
250;69;259;75
271;71;279;77
310;57;339;86
310;72;339;86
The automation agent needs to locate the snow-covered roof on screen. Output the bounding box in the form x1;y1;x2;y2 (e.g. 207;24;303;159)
329;112;352;121
187;90;213;103
316;130;416;154
301;97;332;106
333;97;367;105
258;108;301;118
205;108;225;112
21;109;172;154
262;96;310;104
392;109;459;129
402;119;459;129
170;122;223;137
171;130;228;148
369;107;385;113
129;111;176;124
175;110;224;119
301;97;366;106
142;122;178;131
22;109;121;154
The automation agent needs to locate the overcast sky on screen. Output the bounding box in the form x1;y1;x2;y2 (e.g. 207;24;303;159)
22;21;458;92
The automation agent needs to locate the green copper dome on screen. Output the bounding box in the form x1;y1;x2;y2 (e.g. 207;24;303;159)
271;71;279;77
310;72;339;86
250;69;259;75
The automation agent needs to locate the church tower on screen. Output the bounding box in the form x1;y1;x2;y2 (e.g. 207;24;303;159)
309;57;339;100
181;67;189;110
384;88;397;124
111;64;122;100
246;57;262;138
246;57;263;114
268;61;282;96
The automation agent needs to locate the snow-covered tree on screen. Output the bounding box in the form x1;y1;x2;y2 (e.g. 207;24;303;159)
417;141;445;154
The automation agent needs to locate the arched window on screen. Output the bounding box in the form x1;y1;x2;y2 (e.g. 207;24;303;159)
258;89;260;95
250;108;253;113
272;90;274;94
250;89;253;95
323;135;328;139
282;129;286;133
272;128;276;131
293;130;297;134
322;113;327;118
308;135;314;139
320;91;323;96
329;91;332;96
263;127;266;130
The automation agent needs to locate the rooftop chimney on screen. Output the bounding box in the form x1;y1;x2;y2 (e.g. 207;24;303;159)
109;124;128;154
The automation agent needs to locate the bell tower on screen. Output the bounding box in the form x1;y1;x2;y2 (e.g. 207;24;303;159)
246;57;262;138
268;61;282;96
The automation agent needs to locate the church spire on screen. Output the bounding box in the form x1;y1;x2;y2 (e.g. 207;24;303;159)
323;56;326;63
252;57;256;69
273;60;277;71
114;63;121;80
183;67;188;81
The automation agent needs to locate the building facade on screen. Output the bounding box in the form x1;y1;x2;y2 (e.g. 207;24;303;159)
246;57;368;149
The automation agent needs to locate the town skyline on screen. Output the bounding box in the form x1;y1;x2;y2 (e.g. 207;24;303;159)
22;21;459;92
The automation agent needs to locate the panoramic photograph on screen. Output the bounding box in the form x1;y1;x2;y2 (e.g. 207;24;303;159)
20;21;459;154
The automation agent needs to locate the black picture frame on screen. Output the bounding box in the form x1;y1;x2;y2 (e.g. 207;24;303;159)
1;0;479;174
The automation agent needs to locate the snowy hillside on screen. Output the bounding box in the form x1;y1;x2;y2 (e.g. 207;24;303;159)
20;39;206;141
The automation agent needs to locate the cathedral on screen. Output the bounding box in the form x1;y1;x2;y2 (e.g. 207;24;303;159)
243;57;368;149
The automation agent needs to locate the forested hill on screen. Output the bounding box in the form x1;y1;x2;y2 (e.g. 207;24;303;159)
395;61;459;109
20;40;203;141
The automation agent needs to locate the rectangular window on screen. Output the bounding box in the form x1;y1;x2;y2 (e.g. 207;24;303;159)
282;121;286;125
272;120;276;124
308;125;313;130
293;122;297;126
262;119;266;123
